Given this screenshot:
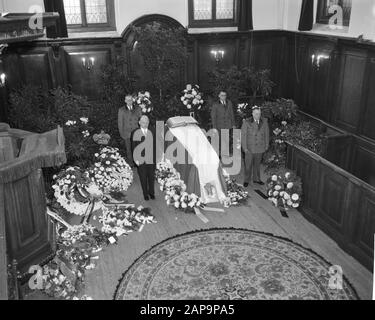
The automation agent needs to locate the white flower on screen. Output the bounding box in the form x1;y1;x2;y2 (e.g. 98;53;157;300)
287;182;294;189
282;121;287;126
273;191;279;197
80;117;89;124
174;202;180;209
285;172;291;179
284;193;291;200
292;194;299;201
275;185;282;191
292;203;299;208
271;175;278;182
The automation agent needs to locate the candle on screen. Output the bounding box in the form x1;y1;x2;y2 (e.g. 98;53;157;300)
0;73;5;85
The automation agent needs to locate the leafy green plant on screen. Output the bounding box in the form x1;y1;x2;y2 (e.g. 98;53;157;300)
132;22;187;102
208;66;275;106
261;98;299;125
8;85;96;167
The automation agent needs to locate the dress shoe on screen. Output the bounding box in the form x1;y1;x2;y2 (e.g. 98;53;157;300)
149;195;155;200
254;181;265;186
144;196;150;201
244;182;249;188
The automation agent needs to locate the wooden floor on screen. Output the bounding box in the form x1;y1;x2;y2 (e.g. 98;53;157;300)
83;166;373;300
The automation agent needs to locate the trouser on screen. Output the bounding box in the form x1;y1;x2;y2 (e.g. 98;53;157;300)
137;164;155;197
125;138;133;165
216;128;233;157
244;152;263;183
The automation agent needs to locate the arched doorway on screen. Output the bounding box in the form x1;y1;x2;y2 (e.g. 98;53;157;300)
121;14;186;94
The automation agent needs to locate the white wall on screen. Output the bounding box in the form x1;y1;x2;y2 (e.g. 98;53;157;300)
0;0;44;13
1;0;374;41
115;0;187;34
284;0;375;41
252;0;284;30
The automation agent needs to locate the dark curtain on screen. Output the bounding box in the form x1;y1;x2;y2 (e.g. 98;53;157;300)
298;0;314;31
238;0;253;31
43;0;68;38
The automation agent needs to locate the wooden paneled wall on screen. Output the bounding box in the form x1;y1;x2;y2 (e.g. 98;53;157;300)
0;30;374;186
287;143;375;271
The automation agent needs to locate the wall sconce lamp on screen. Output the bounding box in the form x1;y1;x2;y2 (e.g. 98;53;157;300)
311;54;330;69
0;73;6;88
82;57;95;71
211;50;225;64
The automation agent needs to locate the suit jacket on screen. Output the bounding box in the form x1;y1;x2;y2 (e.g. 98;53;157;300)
211;100;235;130
241;117;270;154
118;106;142;140
132;126;156;166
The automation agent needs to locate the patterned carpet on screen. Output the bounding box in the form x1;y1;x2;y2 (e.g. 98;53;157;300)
114;229;359;300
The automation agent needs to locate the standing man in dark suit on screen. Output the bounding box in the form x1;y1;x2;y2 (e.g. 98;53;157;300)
132;115;156;201
118;94;142;166
241;106;270;187
211;91;236;157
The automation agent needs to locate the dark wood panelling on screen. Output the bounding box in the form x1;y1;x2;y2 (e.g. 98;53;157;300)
197;39;237;90
287;143;375;271
335;49;367;132
351;137;375;187
361;54;375;140
63;45;113;100
4;169;53;274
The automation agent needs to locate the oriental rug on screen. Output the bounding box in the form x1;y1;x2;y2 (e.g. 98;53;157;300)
114;228;358;300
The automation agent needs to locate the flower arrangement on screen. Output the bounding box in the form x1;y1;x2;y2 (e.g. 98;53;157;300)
237;103;250;119
266;169;302;211
52;167;102;216
39;223;110;300
63;116;97;168
181;84;204;112
224;178;249;207
135;91;152;114
40;261;79;300
100;205;156;239
93;130;111;145
156;159;203;212
88;147;133;194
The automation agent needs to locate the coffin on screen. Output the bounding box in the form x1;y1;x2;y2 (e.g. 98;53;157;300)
165;117;227;204
0;123;66;280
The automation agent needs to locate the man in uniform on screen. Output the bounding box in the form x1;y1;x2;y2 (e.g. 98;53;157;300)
241;106;270;187
211;90;236;157
118;94;142;166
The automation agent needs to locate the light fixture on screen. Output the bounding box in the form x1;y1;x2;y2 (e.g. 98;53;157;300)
311;54;330;69
211;50;225;64
82;57;95;71
0;73;6;87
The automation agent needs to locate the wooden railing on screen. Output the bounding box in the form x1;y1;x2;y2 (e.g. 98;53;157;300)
0;125;66;299
286;142;375;271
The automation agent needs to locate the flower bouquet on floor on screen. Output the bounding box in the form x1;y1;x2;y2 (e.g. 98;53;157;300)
156;159;204;213
224;177;249;207
135;91;152;114
266;169;302;211
40;223;108;300
181;84;204;116
88;146;133;199
52;167;103;216
99;205;156;240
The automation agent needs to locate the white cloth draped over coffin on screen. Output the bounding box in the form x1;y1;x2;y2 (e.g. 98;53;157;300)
165;117;227;204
